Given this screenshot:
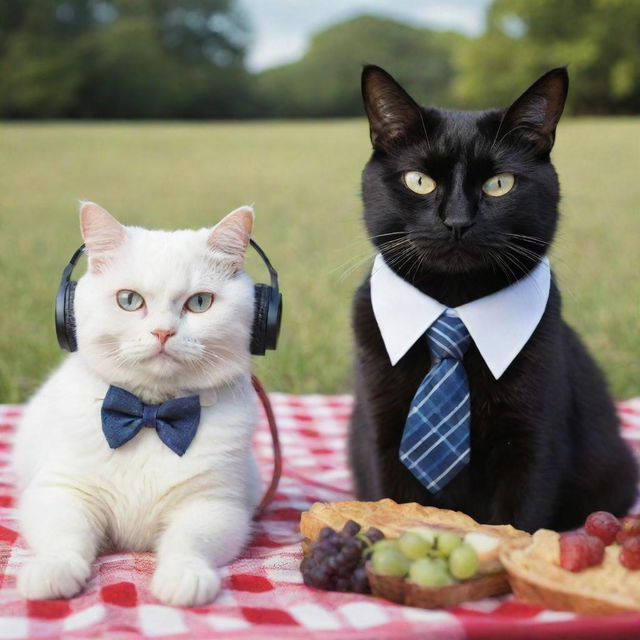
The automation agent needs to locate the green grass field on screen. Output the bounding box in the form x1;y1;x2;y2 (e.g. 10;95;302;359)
1;119;638;403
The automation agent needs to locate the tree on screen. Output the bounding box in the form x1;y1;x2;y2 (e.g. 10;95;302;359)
453;0;640;114
255;15;466;118
0;0;252;118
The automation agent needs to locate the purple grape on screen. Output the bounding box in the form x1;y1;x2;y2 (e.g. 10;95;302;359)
326;539;340;552
300;523;371;594
335;578;351;592
319;527;335;541
343;538;362;557
342;520;361;537
351;567;370;594
365;527;385;543
313;567;330;587
310;547;326;562
302;569;319;588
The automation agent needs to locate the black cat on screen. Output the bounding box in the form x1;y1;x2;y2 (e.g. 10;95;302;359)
349;65;638;532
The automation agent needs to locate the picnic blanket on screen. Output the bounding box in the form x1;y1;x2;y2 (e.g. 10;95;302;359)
0;396;639;640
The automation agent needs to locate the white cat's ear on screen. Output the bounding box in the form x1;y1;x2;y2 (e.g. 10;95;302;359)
79;201;126;273
207;205;254;272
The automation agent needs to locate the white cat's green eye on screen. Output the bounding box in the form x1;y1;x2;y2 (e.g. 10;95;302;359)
482;173;515;197
116;290;144;311
403;171;437;195
185;292;214;313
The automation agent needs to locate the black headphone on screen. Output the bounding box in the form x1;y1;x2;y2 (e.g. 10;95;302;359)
55;239;282;356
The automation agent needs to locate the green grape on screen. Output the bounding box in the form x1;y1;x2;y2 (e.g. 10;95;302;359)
429;557;449;573
436;530;463;557
370;539;399;553
448;544;479;580
371;548;410;577
398;531;431;559
408;558;455;587
408;527;437;547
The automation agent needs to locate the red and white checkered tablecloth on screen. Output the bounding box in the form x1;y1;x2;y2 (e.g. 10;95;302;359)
1;396;639;639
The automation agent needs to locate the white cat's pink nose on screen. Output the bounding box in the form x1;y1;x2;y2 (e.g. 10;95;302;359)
151;329;176;346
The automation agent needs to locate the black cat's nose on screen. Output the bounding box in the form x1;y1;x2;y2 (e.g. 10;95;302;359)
443;218;474;240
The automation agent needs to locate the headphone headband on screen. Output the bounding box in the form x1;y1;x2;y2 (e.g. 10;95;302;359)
55;239;282;355
66;244;86;269
249;239;278;290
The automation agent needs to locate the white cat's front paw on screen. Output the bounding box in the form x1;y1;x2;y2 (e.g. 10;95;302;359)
152;557;221;607
18;553;91;600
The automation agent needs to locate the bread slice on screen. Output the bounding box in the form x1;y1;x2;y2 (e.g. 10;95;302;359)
500;529;640;614
300;498;527;539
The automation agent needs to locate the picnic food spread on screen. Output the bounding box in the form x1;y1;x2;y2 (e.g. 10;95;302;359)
299;499;640;614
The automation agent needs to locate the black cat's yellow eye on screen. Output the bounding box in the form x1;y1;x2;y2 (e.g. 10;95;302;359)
482;173;515;197
185;292;214;313
403;171;437;195
116;290;144;311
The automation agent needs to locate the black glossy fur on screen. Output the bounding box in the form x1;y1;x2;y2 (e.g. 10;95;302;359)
349;66;637;532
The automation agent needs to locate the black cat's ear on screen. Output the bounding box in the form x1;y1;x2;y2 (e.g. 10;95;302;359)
501;67;569;153
362;65;422;150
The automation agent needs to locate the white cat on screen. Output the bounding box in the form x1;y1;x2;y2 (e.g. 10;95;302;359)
12;202;261;606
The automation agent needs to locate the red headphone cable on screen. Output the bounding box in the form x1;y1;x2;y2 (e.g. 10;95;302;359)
252;375;282;520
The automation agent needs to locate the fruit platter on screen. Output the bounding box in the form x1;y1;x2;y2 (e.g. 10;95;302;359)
299;499;640;614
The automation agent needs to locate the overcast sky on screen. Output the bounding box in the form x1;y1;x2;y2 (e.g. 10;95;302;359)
238;0;492;72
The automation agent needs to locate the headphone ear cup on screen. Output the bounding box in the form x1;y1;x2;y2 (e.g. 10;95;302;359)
55;280;78;352
251;283;270;356
265;288;282;351
65;280;78;352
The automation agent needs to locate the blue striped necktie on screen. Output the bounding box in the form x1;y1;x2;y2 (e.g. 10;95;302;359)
399;312;472;493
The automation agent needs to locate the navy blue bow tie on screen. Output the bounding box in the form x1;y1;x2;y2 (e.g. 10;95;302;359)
101;385;201;456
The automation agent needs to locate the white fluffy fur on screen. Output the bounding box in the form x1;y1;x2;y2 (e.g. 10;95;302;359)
13;203;261;606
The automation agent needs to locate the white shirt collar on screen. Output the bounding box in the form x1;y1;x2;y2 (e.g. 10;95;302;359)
370;254;551;379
